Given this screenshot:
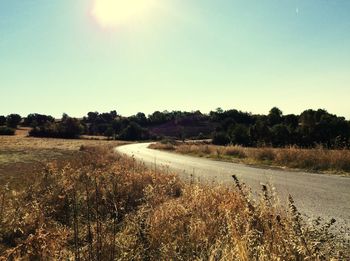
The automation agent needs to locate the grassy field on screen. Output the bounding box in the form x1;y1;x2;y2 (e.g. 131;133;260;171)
0;136;348;259
150;142;350;175
0;132;125;189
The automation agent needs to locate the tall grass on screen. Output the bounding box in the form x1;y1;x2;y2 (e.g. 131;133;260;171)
150;143;350;173
0;146;348;260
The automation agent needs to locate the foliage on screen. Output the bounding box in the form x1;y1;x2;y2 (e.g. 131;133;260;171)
212;132;230;146
0;116;6;126
6;114;21;129
22;113;55;127
0;126;15;136
119;122;149;141
211;108;350;148
29;114;82;139
5;107;350;145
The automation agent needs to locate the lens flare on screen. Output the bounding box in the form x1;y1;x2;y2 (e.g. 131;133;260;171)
91;0;156;28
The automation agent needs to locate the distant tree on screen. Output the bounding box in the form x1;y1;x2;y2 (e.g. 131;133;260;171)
104;127;115;140
0;116;6;126
212;132;230;146
135;112;148;126
61;113;69;122
270;124;290;147
216;107;224;114
23;113;55;127
112;119;122;134
58;116;82;139
110;110;118;119
6;114;21;129
268;107;283;126
283;114;299;129
119;122;149;141
249;120;271;146
87;112;99;123
229;124;250;146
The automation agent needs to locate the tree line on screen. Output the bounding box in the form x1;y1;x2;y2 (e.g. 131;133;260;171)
1;108;349;148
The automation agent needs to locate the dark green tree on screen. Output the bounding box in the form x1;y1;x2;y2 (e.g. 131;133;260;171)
0;116;6;126
268;107;283;126
212;132;230;146
229;124;250;146
6;114;21;129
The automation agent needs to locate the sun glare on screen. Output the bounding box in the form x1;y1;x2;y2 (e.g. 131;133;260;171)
91;0;156;28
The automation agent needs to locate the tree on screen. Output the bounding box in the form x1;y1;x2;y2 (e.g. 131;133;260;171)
271;124;290;147
0;116;6;126
6;114;21;128
268;107;283;126
104;127;115;140
119;122;149;141
23;113;54;127
249;120;271;146
212;132;230;146
112;119;122;134
229;124;250;146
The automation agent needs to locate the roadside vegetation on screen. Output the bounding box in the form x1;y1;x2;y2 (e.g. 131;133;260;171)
150;142;350;174
0;145;348;260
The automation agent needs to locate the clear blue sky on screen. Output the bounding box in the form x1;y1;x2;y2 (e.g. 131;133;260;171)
1;0;349;118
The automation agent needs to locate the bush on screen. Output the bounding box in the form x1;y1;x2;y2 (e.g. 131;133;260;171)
212;132;230;145
0;126;15;135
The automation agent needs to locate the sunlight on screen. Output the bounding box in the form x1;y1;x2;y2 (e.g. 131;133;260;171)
91;0;157;28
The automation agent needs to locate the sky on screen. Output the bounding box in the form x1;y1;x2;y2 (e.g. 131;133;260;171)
0;0;349;118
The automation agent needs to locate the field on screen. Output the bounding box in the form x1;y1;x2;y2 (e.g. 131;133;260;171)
150;142;350;175
0;135;349;260
0;131;125;189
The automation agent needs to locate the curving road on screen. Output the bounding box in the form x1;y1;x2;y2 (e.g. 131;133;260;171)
116;143;350;230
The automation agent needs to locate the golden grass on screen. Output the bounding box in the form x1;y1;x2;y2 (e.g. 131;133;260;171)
0;135;127;191
0;146;348;260
150;143;350;174
0;135;127;165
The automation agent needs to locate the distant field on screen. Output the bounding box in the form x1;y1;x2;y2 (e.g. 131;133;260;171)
150;142;350;175
0;134;126;189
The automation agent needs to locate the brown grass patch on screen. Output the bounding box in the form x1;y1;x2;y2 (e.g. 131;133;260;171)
0;135;127;190
150;142;350;174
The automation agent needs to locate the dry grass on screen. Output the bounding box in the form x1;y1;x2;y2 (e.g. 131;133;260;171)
0;135;127;190
150;142;350;174
0;145;348;260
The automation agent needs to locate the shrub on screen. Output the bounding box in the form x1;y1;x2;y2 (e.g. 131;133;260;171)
212;132;230;146
0;126;15;135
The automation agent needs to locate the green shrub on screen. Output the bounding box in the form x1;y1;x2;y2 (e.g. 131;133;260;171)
0;126;15;135
212;132;230;146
